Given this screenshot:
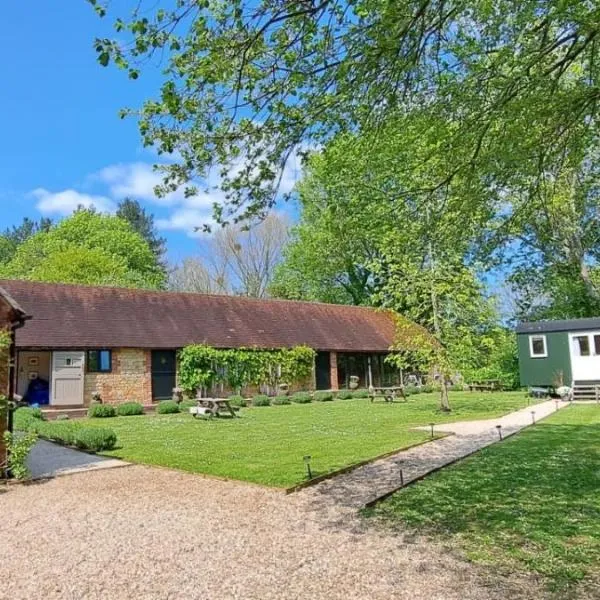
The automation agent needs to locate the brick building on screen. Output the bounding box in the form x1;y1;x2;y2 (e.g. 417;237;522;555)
0;286;29;466
0;280;413;408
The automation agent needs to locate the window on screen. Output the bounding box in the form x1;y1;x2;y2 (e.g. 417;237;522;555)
594;335;600;356
87;350;112;373
529;335;547;358
574;336;590;357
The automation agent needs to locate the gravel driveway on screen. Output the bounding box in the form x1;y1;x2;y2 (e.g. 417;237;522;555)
0;466;543;600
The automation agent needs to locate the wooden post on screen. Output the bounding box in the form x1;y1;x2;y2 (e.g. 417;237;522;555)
367;355;373;388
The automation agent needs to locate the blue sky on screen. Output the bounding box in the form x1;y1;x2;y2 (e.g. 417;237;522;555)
0;2;300;263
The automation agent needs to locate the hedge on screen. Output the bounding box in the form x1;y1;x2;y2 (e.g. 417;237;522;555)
313;391;334;402
336;390;354;400
271;396;291;405
252;395;271;407
157;400;180;414
88;403;116;418
291;392;312;404
228;395;247;408
116;402;144;416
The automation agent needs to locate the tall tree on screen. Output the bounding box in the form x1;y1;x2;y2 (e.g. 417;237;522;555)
0;217;52;265
116;198;166;266
91;0;600;226
273;120;497;409
170;213;289;297
0;209;166;289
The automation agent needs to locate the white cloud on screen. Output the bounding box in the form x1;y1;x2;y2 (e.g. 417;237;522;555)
32;188;116;216
94;162;185;206
156;208;216;237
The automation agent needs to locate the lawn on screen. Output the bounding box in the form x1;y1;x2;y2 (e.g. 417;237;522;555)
367;404;600;595
87;391;534;488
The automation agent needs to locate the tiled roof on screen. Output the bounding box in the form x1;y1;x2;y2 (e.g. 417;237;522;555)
0;280;399;352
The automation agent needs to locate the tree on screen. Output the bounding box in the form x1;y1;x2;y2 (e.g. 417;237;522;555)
499;154;600;320
116;199;167;272
91;0;600;227
272;120;498;410
170;213;289;297
0;217;53;265
270;157;381;305
0;210;166;289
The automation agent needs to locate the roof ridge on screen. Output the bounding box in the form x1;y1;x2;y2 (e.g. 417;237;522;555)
0;278;385;313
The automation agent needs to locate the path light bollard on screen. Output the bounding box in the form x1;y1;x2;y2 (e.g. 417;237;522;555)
400;468;404;488
303;455;313;479
531;411;536;425
496;425;503;440
430;422;435;439
555;399;559;412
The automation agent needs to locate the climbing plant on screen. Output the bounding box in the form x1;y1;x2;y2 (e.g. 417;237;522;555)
178;345;316;396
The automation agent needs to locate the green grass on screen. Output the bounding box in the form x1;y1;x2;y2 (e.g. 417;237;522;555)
367;404;600;594
84;391;532;488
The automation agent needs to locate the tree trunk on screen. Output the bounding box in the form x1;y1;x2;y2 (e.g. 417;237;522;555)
429;239;451;412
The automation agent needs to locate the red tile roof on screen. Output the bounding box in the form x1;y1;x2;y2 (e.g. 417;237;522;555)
0;280;399;352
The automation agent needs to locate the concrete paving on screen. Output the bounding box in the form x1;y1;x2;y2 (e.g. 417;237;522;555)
302;399;568;509
27;439;129;479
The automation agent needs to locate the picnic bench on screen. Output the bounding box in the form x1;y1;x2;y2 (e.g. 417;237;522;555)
190;397;237;418
467;380;504;392
368;386;406;403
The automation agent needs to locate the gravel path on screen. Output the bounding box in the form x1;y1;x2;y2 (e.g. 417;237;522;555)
302;399;567;508
0;466;543;600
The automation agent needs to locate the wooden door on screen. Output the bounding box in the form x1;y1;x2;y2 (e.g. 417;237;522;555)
51;351;84;406
151;350;177;401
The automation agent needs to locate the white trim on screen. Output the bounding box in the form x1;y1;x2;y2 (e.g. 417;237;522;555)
529;334;548;358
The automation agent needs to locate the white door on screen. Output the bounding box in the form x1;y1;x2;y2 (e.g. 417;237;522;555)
569;332;600;382
51;352;85;406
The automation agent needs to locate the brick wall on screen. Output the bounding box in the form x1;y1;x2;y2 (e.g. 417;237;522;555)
0;303;12;467
329;351;339;391
84;348;152;406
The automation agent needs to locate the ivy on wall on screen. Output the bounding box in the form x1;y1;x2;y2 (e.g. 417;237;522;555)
178;345;316;396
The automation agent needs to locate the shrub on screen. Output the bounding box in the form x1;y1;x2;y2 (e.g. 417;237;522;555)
14;407;44;430
352;389;370;399
421;384;434;394
291;392;312;404
404;385;420;396
88;403;116;418
55;414;70;421
116;402;144;416
3;430;37;480
180;400;198;410
336;390;353;400
73;427;117;452
252;395;271;407
157;400;180;414
29;420;83;446
228;395;247;408
272;396;291;405
313;391;334;402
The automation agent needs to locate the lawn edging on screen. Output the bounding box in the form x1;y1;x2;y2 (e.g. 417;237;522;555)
362;421;546;509
285;434;449;494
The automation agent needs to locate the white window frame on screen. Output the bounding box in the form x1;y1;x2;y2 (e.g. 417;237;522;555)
529;335;548;358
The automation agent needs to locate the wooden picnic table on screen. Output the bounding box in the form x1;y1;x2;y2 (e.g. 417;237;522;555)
194;397;238;418
368;386;406;403
467;380;504;392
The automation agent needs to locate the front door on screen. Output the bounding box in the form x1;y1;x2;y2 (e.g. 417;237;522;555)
51;351;84;406
570;332;600;382
151;350;177;401
315;352;331;390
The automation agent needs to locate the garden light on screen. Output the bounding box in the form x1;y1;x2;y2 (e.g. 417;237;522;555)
531;411;536;424
496;424;502;440
303;455;313;479
430;422;435;438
